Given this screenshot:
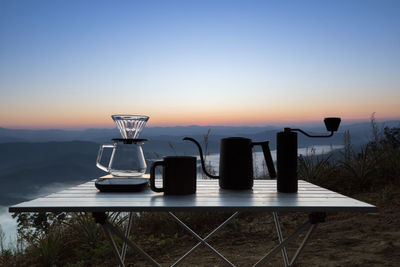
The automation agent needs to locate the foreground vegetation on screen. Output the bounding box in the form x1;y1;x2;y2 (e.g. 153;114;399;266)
1;117;399;266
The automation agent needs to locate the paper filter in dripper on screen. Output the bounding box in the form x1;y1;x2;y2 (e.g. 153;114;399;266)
112;115;149;139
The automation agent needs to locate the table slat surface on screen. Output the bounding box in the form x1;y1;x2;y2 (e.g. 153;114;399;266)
9;180;377;213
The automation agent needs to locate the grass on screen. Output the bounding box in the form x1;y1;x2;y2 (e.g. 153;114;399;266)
298;114;400;196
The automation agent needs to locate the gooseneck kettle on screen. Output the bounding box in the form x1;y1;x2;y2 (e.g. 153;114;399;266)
184;137;276;190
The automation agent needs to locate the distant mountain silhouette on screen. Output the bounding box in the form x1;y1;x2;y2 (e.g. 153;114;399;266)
142;125;280;136
0;141;104;206
1;120;398;145
0;127;119;143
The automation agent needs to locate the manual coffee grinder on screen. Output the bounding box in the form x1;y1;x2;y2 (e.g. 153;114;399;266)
277;117;341;193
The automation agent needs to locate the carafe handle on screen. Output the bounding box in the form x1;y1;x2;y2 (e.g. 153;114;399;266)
150;161;164;192
96;144;114;172
252;141;277;179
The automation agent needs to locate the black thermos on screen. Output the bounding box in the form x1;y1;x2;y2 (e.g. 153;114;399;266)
277;129;298;193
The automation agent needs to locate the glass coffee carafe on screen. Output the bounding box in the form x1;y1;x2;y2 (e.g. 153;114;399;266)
96;115;149;177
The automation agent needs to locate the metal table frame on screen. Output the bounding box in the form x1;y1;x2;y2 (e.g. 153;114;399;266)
9;179;377;266
92;210;325;267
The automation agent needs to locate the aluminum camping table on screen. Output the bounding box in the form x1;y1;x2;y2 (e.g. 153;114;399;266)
9;179;377;266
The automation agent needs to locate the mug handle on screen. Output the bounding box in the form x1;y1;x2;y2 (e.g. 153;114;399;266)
150;161;165;192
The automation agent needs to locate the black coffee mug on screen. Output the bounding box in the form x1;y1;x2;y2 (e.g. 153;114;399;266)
150;156;197;195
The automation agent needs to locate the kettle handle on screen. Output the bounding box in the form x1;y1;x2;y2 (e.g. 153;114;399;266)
252;141;277;178
96;144;114;172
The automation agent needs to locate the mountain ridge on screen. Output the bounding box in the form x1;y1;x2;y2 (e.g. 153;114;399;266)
1;120;399;144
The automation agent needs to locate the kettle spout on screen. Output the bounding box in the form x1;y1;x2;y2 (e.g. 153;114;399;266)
183;137;219;179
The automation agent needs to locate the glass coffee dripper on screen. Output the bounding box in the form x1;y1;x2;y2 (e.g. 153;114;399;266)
96;115;149;177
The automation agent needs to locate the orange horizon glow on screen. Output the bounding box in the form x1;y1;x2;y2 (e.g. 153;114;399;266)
1;112;399;130
2;90;399;130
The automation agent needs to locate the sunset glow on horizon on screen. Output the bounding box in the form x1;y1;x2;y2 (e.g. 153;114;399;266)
2;110;399;130
1;0;399;130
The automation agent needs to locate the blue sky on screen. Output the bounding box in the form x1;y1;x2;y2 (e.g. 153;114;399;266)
0;0;399;128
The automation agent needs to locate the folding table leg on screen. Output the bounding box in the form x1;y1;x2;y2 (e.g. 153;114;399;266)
120;212;134;267
101;222;126;267
273;212;290;267
168;212;239;266
254;220;313;266
93;212;161;267
289;223;316;266
254;212;325;267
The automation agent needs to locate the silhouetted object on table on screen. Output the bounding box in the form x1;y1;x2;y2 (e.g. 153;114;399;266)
96;115;150;192
184;137;276;190
150;156;197;195
277;117;341;193
95;176;149;192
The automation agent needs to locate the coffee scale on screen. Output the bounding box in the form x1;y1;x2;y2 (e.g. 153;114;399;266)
95;115;150;192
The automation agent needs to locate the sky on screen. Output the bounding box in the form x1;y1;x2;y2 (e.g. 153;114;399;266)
0;0;399;129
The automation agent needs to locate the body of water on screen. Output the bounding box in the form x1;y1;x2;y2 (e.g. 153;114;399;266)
0;206;17;248
1;182;86;249
201;145;342;178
